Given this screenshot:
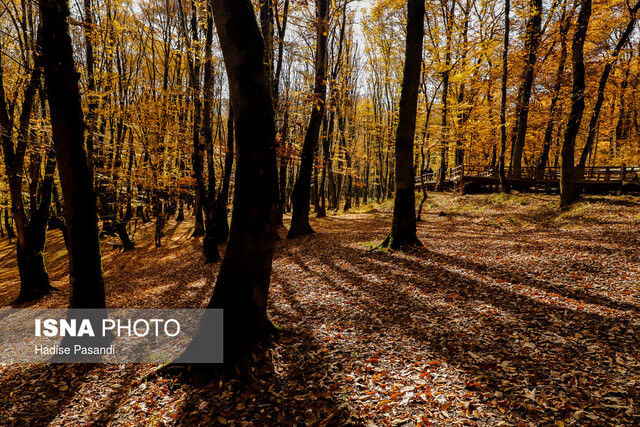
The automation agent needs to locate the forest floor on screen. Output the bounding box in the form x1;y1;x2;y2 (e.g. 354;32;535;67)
0;193;639;426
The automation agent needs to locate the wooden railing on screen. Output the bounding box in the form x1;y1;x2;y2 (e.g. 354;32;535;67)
416;164;640;185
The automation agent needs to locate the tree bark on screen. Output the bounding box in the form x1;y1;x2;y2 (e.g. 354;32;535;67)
39;0;106;308
175;0;280;376
380;0;424;249
560;0;591;207
498;0;510;192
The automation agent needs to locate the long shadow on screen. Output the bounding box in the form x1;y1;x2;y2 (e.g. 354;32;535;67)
169;323;359;426
583;196;640;207
290;218;639;314
91;365;140;425
277;229;638;422
406;245;640;314
0;364;95;426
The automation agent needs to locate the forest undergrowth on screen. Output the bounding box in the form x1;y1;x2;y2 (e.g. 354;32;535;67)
0;193;638;426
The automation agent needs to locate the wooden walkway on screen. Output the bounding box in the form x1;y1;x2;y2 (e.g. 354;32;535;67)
416;164;640;194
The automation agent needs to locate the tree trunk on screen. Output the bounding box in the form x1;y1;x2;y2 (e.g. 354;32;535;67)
39;0;106;308
202;4;220;263
16;146;58;301
317;113;329;218
380;0;423;249
5;209;15;239
213;102;234;244
287;0;329;238
173;0;280;376
1;33;55;302
498;0;510;192
435;1;455;192
509;0;542;178
578;0;640;168
83;0;97;182
560;0;591;207
536;5;573;178
276;105;289;225
182;0;205;238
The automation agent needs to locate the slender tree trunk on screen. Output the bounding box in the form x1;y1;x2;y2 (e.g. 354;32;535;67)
276;105;289;224
287;0;329;238
537;6;572;178
560;0;592;207
578;0;640;168
380;0;423;249
435;2;454;191
181;0;206;238
498;0;510;192
213;102;234;244
202;4;220;263
317;113;329;217
39;0;106;308
509;0;543;178
5;208;15;239
83;0;97;181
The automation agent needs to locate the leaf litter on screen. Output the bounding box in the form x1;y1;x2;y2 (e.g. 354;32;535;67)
0;193;638;426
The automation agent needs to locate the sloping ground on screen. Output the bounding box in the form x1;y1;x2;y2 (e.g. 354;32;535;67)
0;193;638;426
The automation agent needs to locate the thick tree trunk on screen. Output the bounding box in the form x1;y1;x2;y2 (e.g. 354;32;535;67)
173;0;280;376
560;0;591;207
16;147;58;301
39;0;106;308
287;0;329;238
1;34;55;302
380;0;423;249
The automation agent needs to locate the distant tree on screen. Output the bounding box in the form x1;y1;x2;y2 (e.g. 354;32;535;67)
509;0;543;178
434;0;456;191
39;0;106;308
288;0;330;238
498;0;510;193
536;2;575;178
578;0;640;169
380;0;424;249
213;102;233;244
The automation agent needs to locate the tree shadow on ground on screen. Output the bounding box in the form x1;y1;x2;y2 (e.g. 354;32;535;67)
269;213;638;424
0;364;96;426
